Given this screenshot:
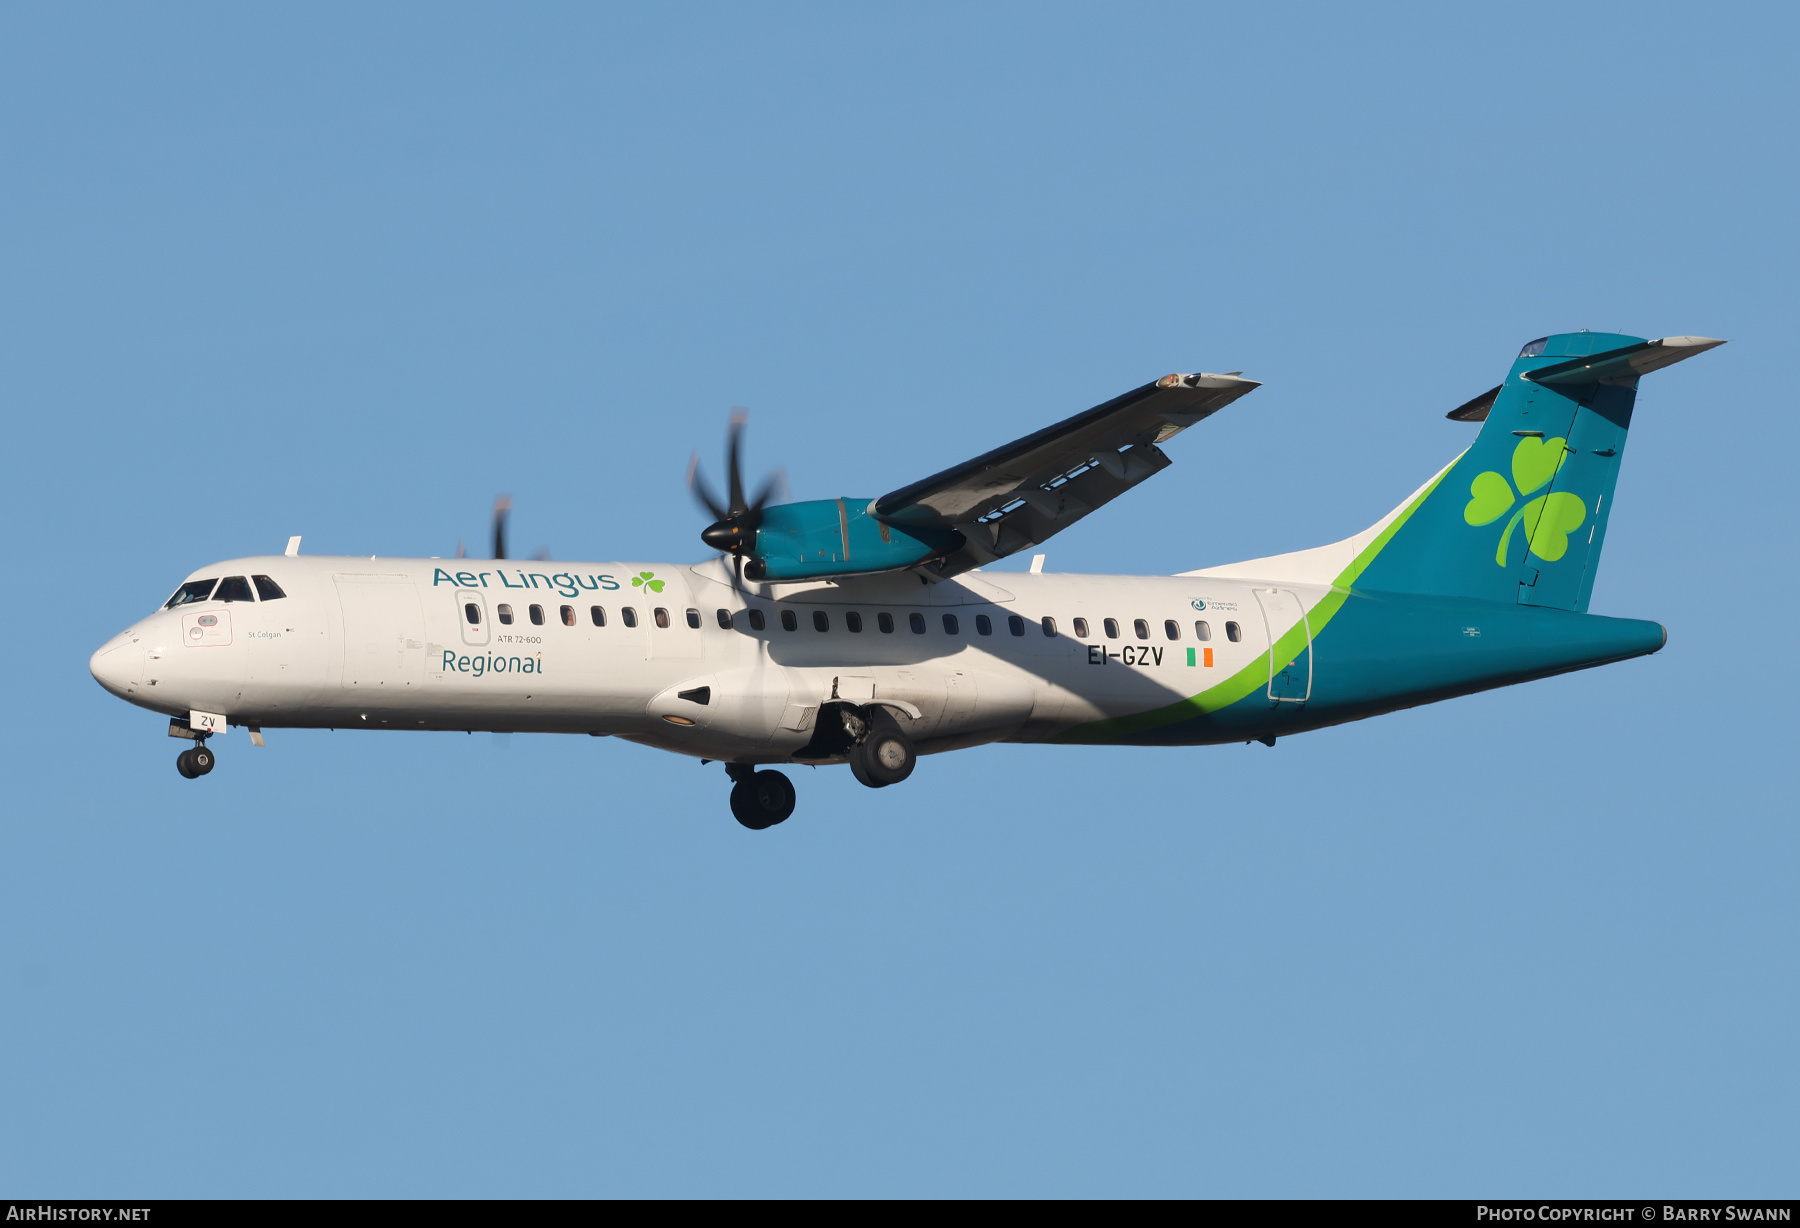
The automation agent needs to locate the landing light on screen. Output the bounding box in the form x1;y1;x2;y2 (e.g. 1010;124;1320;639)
662;714;697;726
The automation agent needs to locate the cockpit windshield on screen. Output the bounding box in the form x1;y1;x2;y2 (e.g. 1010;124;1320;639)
165;579;218;608
214;576;255;603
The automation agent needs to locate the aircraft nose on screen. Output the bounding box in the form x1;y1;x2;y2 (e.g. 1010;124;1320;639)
89;635;143;698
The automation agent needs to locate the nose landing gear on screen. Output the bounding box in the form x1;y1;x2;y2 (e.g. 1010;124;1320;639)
176;739;215;778
726;763;796;830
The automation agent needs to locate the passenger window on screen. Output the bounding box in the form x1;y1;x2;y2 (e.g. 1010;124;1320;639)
846;612;863;633
165;579;218;608
251;575;287;601
497;604;514;625
1072;617;1089;638
654;608;670;629
748;609;766;631
621;607;638;628
529;604;545;626
878;612;895;633
716;609;732;629
813;610;829;632
1164;619;1180;640
942;614;959;635
214;576;254;603
1226;621;1241;642
975;614;992;636
1008;615;1026;637
1103;618;1119;639
1195;620;1211;641
561;605;577;627
1041;616;1057;637
591;606;607;627
781;610;798;632
909;612;926;634
686;608;701;629
465;603;482;626
1133;618;1149;640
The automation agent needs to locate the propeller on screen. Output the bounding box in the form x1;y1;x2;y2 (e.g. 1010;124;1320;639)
688;408;784;581
458;494;546;561
492;494;511;560
457;493;540;558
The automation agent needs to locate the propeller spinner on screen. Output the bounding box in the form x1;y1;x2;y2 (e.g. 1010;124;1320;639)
688;409;783;580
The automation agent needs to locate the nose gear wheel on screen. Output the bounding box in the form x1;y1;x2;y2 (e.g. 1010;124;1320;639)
176;744;215;778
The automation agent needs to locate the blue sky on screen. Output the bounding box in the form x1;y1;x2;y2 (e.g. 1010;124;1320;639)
2;2;1794;1196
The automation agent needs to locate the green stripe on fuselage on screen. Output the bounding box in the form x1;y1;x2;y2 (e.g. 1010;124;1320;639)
1053;463;1453;744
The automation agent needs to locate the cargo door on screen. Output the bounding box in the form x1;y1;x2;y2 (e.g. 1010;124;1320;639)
335;574;427;693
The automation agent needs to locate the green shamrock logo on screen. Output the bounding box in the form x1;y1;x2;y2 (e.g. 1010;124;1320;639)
631;570;664;593
1462;437;1587;566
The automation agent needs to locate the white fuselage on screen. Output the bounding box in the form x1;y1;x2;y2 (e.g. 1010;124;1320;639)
89;554;1318;761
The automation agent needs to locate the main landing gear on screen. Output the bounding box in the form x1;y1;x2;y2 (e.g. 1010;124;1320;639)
848;711;916;789
176;740;215;778
727;763;796;830
723;706;919;830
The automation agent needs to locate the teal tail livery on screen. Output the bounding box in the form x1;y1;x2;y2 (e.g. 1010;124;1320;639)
89;330;1724;829
1355;332;1725;611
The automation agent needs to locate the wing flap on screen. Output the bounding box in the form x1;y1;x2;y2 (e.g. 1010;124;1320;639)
873;371;1258;576
876;373;1256;526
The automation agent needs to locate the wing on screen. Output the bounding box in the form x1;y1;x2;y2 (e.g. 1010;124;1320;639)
874;372;1260;577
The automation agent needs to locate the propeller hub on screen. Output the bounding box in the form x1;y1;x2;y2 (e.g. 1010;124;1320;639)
701;519;752;553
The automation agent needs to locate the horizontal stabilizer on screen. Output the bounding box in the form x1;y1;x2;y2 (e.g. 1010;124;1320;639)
1525;336;1726;386
1446;385;1502;422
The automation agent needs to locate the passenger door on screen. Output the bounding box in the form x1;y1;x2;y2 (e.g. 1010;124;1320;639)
455;589;490;645
1252;588;1312;705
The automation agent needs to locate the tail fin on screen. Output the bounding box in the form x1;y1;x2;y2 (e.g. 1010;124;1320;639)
1351;332;1724;611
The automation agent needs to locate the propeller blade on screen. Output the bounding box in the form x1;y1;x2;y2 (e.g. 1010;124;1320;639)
455;539;466;559
492;494;512;560
749;467;788;515
725;408;748;516
687;452;728;522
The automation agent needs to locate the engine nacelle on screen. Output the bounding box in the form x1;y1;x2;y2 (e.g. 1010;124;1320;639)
747;498;961;582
